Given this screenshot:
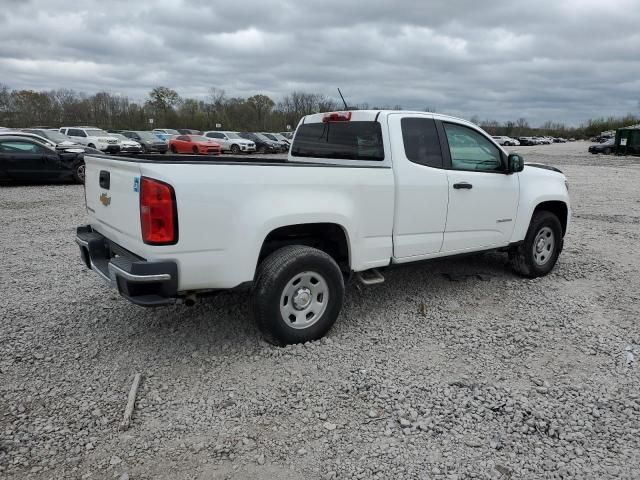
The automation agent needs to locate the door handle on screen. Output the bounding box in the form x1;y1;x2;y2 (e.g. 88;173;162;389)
453;182;473;189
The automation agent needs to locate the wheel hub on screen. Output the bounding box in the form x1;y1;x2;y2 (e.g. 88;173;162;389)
293;287;312;310
280;271;329;330
532;226;555;266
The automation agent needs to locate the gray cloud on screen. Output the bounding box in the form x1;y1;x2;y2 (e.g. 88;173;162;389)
0;0;638;125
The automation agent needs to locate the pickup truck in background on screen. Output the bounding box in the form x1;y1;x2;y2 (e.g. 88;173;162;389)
76;110;570;345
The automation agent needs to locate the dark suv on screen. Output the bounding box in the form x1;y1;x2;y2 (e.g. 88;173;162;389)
122;131;169;153
238;132;280;153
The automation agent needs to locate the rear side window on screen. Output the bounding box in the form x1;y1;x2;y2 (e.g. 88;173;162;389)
401;118;443;168
292;121;384;161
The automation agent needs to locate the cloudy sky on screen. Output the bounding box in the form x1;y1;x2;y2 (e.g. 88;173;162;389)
1;0;639;125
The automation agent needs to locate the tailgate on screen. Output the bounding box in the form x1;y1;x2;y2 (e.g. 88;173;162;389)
84;155;144;253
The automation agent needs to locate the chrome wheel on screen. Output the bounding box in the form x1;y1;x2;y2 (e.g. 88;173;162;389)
280;271;328;330
533;226;554;266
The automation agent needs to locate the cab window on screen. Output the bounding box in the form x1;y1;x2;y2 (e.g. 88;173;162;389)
443;123;503;172
401;117;443;168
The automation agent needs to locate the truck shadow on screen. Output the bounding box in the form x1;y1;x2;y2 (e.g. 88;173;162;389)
112;251;517;357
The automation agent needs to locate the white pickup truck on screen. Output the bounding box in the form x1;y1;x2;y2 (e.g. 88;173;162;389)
76;110;570;345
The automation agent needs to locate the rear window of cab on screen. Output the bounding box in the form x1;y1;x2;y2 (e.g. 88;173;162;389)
291;121;384;161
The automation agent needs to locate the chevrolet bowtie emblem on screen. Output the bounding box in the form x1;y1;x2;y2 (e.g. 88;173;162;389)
99;192;111;206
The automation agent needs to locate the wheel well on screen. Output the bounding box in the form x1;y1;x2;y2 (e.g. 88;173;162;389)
259;223;350;272
534;201;568;235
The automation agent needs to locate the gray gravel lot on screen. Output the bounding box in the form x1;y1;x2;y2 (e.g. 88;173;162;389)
1;143;639;479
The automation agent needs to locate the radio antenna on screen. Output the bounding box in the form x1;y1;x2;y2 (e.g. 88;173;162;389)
337;88;349;110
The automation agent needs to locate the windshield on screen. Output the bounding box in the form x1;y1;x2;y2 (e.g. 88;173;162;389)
263;133;278;141
26;130;70;143
113;134;128;141
254;133;271;142
225;132;242;139
603;139;615;145
190;135;211;142
163;129;180;134
86;129;109;137
135;131;160;141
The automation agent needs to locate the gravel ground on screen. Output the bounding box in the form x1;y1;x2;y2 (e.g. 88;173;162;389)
1;142;639;479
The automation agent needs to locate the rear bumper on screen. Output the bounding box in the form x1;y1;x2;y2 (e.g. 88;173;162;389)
75;225;178;306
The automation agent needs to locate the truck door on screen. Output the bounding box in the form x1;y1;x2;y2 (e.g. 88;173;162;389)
439;121;519;252
389;114;449;259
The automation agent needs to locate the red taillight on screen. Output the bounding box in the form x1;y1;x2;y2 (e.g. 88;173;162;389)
140;177;178;245
322;111;352;123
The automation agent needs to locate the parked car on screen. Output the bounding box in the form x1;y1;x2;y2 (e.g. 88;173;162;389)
279;131;294;140
76;110;570;345
122;131;168;153
238;132;281;153
59;127;121;154
0;135;86;183
491;136;520;146
271;132;293;145
177;129;202;135
517;137;535;146
262;132;291;149
202;131;256;154
111;134;143;154
553;138;567;143
153;128;180;135
168;135;221;155
22;128;84;148
588;138;616;154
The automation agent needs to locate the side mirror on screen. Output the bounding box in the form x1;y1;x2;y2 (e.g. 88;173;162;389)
508;153;524;173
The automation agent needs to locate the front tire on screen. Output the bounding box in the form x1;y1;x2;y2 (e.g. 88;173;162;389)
252;246;345;346
230;144;240;154
510;211;563;278
72;162;85;184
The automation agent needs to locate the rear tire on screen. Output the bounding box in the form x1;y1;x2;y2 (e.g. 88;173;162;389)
170;145;177;154
509;211;563;278
230;144;240;154
252;246;345;346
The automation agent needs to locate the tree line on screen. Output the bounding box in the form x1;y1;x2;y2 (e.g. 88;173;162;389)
0;83;637;137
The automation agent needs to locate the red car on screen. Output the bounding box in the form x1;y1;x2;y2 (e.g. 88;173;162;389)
169;135;222;155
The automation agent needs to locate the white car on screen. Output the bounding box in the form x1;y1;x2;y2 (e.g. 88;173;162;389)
59;127;121;153
111;134;142;154
76;110;570;345
492;136;520;146
202;131;256;154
